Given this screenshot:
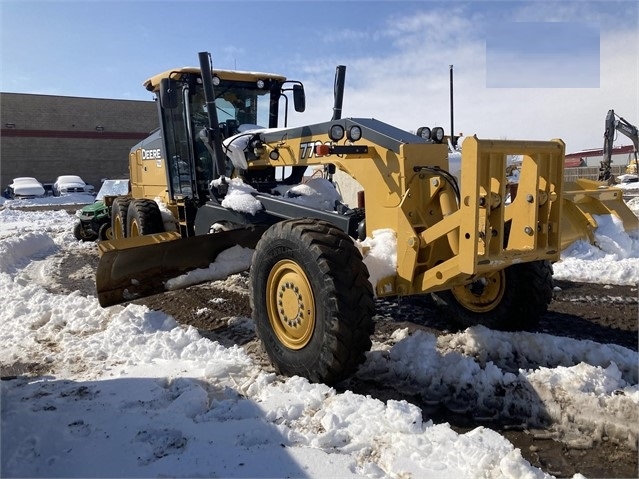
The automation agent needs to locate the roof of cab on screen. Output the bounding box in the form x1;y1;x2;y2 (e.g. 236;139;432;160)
144;67;287;92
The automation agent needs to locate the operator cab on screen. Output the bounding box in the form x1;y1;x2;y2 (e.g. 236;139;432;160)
147;67;305;203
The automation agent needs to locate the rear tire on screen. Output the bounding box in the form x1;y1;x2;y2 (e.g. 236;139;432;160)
111;197;130;239
126;199;164;236
250;219;375;385
73;222;98;242
433;260;553;331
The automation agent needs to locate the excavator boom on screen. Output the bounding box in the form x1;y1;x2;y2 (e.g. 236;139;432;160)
600;109;639;182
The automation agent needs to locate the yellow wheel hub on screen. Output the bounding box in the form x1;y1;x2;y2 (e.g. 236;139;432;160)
113;216;124;239
129;219;140;237
266;260;315;349
451;270;506;313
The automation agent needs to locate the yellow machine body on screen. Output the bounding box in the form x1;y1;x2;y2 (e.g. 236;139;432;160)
93;54;639;385
561;178;638;249
96;60;636;307
243;131;565;297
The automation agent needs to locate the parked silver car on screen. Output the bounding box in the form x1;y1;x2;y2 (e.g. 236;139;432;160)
52;175;95;196
3;177;46;199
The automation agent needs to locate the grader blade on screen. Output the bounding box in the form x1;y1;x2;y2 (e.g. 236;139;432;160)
561;178;639;250
96;227;266;307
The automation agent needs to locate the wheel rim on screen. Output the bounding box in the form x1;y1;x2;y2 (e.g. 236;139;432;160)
129;219;140;237
451;270;506;313
100;225;113;241
114;215;124;239
266;259;315;350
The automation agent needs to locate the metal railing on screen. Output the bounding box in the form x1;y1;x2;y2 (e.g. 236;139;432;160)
563;165;627;183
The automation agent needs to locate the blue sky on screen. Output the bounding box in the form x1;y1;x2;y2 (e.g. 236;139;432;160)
486;22;600;87
1;0;638;153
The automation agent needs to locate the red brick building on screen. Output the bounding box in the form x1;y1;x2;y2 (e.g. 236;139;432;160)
1;92;157;191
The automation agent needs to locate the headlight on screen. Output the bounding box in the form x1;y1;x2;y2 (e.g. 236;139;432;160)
416;127;431;140
212;75;221;86
256;79;265;89
329;124;345;141
347;125;362;142
432;127;445;143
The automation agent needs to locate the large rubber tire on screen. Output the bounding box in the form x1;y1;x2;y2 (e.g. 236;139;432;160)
250;219;375;385
432;260;554;331
73;222;98;242
98;222;113;241
111;197;131;239
126;199;164;237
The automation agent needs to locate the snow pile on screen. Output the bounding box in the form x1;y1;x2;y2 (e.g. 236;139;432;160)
0;232;57;273
213;177;263;215
274;177;343;211
165;245;254;290
0;208;77;240
626;196;639;215
554;213;639;285
359;327;638;449
215;176;345;217
0;192;95;208
356;228;398;294
1;194;637;478
0;264;555;478
591;214;638;258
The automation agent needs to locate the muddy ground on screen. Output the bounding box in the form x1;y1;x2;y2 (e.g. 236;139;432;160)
47;242;639;479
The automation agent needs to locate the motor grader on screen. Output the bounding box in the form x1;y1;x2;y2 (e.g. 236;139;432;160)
95;51;625;385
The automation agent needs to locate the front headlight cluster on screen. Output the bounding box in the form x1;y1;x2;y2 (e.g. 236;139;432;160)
328;124;363;142
416;126;445;143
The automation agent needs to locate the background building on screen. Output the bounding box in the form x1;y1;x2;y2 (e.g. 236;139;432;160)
1;93;157;191
564;145;636;169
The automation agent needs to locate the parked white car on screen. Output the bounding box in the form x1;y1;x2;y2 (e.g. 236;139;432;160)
52;175;95;196
3;177;46;199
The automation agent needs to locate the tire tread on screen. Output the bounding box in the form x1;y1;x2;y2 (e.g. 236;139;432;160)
251;218;374;384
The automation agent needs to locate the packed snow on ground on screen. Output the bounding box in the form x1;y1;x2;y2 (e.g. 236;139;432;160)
0;192;637;479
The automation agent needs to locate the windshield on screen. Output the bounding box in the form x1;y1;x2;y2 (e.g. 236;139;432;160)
96;179;130;200
190;84;272;132
58;175;84;184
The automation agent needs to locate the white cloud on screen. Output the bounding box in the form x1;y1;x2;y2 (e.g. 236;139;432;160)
290;4;638;153
3;1;635;154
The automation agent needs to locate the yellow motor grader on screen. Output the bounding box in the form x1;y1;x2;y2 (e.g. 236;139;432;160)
95;52;636;385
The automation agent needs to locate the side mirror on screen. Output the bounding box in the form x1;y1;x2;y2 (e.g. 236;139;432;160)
293;84;306;112
159;78;179;109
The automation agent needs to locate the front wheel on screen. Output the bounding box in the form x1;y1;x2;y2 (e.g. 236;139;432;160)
250;219;375;385
111;197;130;239
432;260;553;331
126;199;164;237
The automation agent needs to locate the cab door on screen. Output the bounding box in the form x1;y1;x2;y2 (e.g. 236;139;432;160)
160;84;198;200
